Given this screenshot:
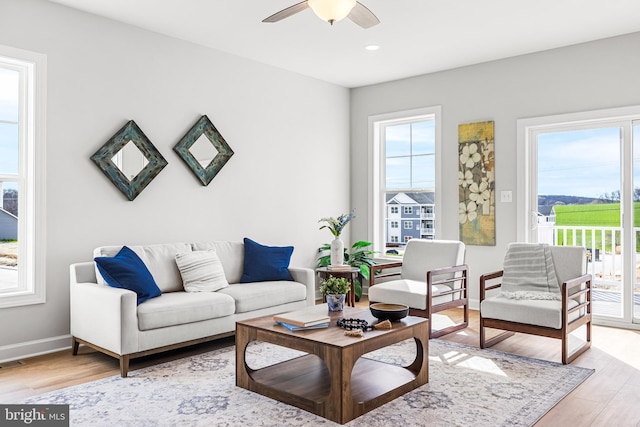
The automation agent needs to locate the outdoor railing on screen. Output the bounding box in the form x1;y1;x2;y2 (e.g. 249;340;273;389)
544;225;623;290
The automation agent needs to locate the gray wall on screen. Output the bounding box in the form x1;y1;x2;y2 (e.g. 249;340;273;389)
350;32;640;307
0;0;350;358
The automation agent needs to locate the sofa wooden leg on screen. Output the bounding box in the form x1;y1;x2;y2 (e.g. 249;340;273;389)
120;355;130;378
71;336;79;356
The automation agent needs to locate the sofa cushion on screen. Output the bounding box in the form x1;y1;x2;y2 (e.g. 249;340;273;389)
191;241;244;284
481;295;581;329
94;246;162;305
218;281;306;313
137;291;236;331
175;250;229;292
240;238;294;283
368;279;452;310
94;242;192;293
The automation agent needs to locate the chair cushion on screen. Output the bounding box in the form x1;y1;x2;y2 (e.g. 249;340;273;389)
480;296;580;329
550;246;587;284
94;242;192;293
240;238;294;283
368;279;452;310
175;250;229;292
191;241;245;284
137;291;235;331
218;281;306;313
94;246;162;305
501;243;559;298
400;239;465;282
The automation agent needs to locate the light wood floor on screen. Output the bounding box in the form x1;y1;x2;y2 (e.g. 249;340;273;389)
2;301;640;426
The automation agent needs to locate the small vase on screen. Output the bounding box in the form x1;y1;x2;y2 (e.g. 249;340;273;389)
327;294;346;312
330;236;344;266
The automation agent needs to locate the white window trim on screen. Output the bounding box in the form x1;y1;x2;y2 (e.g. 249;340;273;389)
368;106;442;257
0;45;47;308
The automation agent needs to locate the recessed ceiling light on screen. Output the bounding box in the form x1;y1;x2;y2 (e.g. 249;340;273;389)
364;44;380;51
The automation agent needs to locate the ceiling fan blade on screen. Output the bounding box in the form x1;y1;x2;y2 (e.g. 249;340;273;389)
348;2;380;28
262;1;309;23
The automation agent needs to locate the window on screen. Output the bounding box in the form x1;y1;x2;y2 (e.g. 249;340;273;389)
390;236;399;243
0;45;46;308
404;221;413;229
390;221;398;228
390;206;398;214
370;106;441;256
404;236;412;242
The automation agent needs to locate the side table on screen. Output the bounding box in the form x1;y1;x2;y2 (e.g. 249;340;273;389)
316;266;361;307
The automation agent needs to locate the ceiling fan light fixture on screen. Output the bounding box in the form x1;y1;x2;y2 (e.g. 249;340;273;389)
308;0;357;25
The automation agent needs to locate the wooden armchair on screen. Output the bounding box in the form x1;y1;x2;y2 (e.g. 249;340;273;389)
479;244;592;364
368;239;469;338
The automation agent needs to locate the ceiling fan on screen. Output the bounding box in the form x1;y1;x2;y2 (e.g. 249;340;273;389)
263;0;380;28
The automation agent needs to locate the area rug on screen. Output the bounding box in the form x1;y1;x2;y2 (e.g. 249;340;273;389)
22;339;593;426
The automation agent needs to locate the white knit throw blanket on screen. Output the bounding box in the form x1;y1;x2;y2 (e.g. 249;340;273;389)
499;243;561;300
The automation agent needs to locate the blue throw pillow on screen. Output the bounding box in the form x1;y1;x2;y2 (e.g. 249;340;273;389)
240;238;294;283
94;246;162;305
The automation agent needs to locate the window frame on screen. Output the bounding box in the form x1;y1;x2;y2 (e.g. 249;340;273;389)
0;45;47;308
368;106;442;258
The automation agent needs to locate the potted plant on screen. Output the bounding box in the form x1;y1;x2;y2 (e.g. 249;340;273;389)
318;210;355;267
317;241;376;301
319;275;351;311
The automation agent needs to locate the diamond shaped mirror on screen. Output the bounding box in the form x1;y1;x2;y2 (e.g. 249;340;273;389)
91;120;168;201
174;115;234;186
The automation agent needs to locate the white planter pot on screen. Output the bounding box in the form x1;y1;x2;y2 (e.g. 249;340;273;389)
330;237;344;266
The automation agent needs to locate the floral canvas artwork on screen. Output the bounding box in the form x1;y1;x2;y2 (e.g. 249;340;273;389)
458;121;495;246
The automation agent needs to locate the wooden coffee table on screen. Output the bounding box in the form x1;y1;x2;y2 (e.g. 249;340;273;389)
236;306;429;424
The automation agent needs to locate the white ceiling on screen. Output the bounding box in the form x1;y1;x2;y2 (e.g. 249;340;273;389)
47;0;640;88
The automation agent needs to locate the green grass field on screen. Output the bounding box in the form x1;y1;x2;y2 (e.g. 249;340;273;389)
551;203;640;249
555;203;623;227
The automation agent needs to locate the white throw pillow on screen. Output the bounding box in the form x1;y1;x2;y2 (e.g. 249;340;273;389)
175;250;229;292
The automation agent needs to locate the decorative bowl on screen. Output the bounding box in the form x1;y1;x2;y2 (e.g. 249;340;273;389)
370;303;409;321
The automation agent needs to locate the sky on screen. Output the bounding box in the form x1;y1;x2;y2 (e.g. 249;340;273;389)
538;126;640;198
385;119;435;190
0;67;20;192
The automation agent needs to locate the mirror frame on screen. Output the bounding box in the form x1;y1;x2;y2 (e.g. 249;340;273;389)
174;115;234;186
91;120;168;201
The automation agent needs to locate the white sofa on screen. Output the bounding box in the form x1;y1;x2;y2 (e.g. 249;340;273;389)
70;241;315;377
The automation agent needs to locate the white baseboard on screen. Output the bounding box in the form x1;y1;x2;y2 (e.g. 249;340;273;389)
0;334;72;363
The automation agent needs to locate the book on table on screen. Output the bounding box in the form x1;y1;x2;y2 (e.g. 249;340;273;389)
327;265;353;271
273;309;331;328
276;321;329;331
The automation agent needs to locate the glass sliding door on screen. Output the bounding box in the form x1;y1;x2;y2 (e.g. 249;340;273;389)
537;126;624;319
